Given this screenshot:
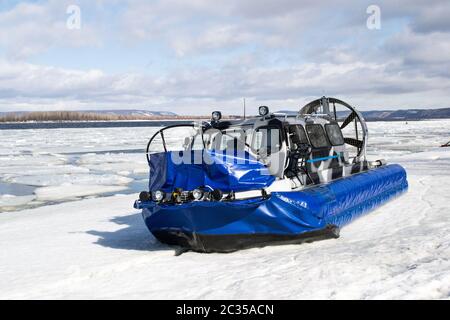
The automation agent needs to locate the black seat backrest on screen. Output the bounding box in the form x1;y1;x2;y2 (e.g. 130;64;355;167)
288;125;309;147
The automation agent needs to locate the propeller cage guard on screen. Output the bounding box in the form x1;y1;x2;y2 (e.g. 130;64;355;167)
299;97;368;162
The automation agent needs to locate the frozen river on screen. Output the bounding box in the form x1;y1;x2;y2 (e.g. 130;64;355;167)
0;126;160;211
1;120;449;212
0;120;449;299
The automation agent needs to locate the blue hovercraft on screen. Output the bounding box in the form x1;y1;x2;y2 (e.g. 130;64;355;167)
135;97;408;253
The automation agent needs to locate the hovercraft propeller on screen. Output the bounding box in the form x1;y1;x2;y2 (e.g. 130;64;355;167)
300;97;368;162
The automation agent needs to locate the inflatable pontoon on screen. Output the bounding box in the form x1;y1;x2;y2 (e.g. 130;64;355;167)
135;97;408;252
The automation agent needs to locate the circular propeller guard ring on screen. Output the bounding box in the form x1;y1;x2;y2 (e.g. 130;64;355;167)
299;97;368;161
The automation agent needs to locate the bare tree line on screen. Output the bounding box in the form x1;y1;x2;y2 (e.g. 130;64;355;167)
0;111;225;122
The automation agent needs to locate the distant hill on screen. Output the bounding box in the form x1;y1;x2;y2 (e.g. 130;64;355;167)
0;110;183;122
0;109;178;117
80;109;178;117
361;108;450;121
2;107;450;122
277;107;450;121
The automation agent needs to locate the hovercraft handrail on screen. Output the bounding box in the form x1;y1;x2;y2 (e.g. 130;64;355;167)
146;122;255;163
146;123;205;163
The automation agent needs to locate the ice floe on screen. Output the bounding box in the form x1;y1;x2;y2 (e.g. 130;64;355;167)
34;184;129;201
0;194;36;210
6;174;133;187
0;121;449;299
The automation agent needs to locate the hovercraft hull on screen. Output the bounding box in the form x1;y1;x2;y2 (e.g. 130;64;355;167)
139;164;408;253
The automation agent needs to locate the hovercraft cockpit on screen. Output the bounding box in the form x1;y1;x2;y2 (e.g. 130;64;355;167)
135;97;408;253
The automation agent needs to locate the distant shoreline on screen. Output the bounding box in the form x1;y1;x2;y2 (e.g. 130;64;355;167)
1;108;449;123
1;117;449;123
1;118;449;131
0;120;194;130
0;111;212;123
0;119;196;124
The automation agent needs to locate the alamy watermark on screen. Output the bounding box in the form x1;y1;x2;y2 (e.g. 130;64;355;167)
154;124;325;176
169;126;280;176
66;5;81;30
366;5;381;30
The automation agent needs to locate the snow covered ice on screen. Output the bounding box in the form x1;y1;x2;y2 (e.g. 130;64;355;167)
0;127;155;211
0;120;449;299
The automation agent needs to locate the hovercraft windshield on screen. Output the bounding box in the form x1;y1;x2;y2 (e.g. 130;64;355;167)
145;122;276;200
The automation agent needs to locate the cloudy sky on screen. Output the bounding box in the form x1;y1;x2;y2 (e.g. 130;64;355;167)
0;0;449;114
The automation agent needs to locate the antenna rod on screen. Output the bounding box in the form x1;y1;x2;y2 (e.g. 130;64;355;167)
243;98;246;120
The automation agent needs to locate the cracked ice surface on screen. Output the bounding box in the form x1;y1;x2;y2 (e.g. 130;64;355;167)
0;127;158;211
0;120;449;299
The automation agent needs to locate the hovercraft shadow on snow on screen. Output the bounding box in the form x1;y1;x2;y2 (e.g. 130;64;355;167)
135;97;409;253
87;213;173;253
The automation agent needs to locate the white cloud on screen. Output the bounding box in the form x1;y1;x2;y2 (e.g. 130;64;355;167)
386;30;450;64
378;0;450;33
118;0;335;55
0;1;101;59
0;0;449;113
1;56;449;113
